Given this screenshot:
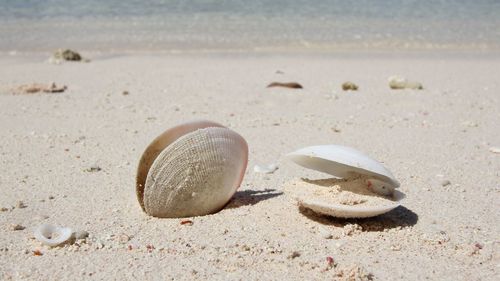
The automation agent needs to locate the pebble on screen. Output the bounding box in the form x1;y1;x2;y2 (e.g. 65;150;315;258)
16;201;27;209
0;207;9;212
440;180;451;187
342;82;359;91
288;251;301;259
74;230;89;240
86;164;101;172
10;224;25;231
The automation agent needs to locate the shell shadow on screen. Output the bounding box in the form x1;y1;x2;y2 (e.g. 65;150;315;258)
226;189;283;209
298;205;418;231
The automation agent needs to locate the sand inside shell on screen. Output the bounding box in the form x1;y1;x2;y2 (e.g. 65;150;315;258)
285;177;398;207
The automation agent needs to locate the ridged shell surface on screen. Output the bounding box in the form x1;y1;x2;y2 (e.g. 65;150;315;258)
136;120;224;211
143;127;248;218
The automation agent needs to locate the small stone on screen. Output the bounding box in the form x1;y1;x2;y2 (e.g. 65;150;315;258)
122;91;129;96
10;224;25;231
342;82;358;91
86;164;101;172
388;75;423;90
440;180;451;187
16;201;27;209
53;49;82;61
288;251;301;259
74;230;89;240
0;207;9;212
48;196;54;200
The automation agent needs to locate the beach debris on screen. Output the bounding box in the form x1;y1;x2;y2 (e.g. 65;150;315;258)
288;251;301;259
331;126;341;133
180;219;193;226
440;180;451;187
285;145;403;218
342;82;359;91
0;207;9;212
335;264;373;281
118;234;131;244
136;120;248;218
323;256;335;271
489;146;500;154
10;224;25;231
32;250;43;256
267;82;303;89
73;230;89;240
34;224;73;247
122;91;129;96
86;164;102;172
16;201;27;209
146;244;155;253
53;49;82;61
253;163;278;174
12;83;67;94
388;76;423;90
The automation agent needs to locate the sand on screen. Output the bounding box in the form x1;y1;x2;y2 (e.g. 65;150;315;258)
0;52;499;280
284;177;397;207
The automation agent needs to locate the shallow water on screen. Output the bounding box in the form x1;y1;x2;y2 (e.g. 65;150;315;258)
1;0;499;53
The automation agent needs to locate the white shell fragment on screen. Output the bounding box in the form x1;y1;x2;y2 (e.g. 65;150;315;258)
254;163;278;174
136;120;248;218
489;146;500;154
388;75;423;90
34;224;73;247
286;145;404;218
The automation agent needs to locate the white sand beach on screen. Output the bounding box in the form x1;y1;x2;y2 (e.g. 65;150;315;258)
0;53;499;280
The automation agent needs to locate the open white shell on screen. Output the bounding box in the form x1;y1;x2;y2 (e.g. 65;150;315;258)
136;120;248;218
286;145;403;218
34;224;73;247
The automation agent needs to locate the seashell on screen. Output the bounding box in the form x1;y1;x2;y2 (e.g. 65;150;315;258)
388;76;423;90
34;224;73;247
136;120;248;218
253;163;278;174
285;145;404;218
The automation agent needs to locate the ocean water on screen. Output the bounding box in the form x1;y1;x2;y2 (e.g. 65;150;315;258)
0;0;499;53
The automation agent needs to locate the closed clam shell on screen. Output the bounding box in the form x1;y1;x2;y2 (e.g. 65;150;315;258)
286;145;404;218
136;120;248;218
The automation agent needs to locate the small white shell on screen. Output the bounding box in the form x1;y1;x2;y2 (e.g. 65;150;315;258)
286;145;404;218
388;75;423;90
253;163;278;174
34;224;72;247
136;120;248;218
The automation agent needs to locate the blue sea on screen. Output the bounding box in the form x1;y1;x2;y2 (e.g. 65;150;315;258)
0;0;499;53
